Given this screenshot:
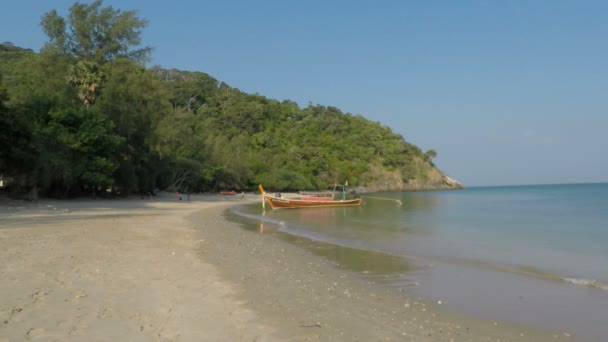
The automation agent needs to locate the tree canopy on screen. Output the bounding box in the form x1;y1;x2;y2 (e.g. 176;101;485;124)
41;0;151;64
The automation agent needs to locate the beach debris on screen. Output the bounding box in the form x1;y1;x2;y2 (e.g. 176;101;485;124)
300;322;322;328
73;292;87;299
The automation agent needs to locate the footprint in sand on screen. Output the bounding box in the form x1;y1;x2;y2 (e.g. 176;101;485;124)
31;290;49;304
26;327;46;338
1;307;23;325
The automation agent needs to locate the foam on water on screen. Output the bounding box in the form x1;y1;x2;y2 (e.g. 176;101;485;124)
563;277;608;291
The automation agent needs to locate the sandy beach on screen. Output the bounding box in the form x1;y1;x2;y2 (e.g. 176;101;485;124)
0;194;578;341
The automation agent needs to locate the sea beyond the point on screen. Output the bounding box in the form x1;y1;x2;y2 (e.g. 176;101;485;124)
234;183;608;341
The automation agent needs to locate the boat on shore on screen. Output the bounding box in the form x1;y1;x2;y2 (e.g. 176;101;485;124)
258;185;362;209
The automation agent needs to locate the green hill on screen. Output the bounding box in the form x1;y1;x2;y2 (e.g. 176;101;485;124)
0;1;461;198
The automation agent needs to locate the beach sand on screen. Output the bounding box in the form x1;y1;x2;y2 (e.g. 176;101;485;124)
0;194;578;341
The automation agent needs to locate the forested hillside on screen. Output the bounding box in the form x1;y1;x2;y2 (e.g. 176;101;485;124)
0;1;461;198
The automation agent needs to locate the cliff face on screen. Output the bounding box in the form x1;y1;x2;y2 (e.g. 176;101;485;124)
357;160;463;193
401;172;463;191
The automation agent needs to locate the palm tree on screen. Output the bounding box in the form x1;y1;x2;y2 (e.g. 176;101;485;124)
67;60;103;107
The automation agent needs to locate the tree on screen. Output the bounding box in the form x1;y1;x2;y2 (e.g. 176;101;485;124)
5;51;74;104
41;1;150;109
41;0;151;64
150;67;219;112
0;52;74;194
0;76;19;177
424;149;437;164
67;60;104;107
34;106;123;197
95;58;170;193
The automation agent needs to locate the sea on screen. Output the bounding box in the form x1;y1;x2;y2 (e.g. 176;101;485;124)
230;183;608;341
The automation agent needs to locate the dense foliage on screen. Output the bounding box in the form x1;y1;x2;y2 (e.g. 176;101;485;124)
0;1;443;198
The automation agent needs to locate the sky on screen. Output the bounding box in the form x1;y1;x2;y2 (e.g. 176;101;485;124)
2;0;607;187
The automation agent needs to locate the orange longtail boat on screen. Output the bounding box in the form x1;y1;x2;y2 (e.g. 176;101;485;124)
258;184;362;209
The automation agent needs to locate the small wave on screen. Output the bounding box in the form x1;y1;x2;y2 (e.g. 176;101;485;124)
429;257;608;292
563;277;608;291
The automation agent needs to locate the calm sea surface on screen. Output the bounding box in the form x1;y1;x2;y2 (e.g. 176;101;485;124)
232;183;608;341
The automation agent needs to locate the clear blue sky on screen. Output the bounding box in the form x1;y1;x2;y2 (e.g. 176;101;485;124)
2;1;607;186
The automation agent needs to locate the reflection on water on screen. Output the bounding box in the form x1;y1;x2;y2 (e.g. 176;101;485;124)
280;234;416;275
256;211;280;234
293;207;340;225
400;193;439;212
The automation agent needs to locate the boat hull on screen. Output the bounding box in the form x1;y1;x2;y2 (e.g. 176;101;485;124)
265;195;362;209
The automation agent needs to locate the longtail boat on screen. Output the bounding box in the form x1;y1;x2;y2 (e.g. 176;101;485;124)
258;185;362;209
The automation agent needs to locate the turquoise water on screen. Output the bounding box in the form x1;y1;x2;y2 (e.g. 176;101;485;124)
234;183;608;340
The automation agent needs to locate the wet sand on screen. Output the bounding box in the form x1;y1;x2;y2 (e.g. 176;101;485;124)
0;194;579;341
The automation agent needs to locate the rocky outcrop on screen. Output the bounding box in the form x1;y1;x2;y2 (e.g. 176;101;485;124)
442;175;462;188
356;161;463;193
401;175;463;191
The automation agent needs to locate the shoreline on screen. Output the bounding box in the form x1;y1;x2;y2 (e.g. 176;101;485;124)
192;201;577;341
1;195;578;341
